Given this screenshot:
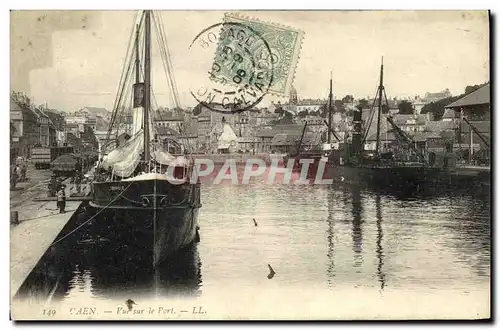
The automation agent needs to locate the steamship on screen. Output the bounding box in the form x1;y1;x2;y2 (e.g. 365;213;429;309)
89;10;201;267
323;58;442;190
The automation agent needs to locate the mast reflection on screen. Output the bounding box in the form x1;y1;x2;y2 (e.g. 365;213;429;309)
14;237;203;302
375;194;386;290
326;187;336;285
351;187;363;270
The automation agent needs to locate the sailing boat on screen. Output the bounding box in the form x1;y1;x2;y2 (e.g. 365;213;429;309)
286;81;328;176
89;11;201;267
325;58;441;190
321;73;341;162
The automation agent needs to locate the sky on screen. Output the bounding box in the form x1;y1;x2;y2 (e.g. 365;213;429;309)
10;10;490;112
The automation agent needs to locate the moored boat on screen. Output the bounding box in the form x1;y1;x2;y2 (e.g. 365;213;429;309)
89;10;201;267
323;58;442;191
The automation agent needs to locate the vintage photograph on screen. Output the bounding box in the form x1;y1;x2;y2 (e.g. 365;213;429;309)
9;10;490;320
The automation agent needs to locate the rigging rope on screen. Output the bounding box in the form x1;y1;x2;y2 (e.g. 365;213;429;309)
152;12;179;109
154;10;180;108
104;12;141;147
362;85;381;144
155;12;181;109
104;10;198;180
151;12;174;108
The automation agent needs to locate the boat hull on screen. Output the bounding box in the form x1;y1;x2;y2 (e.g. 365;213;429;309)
89;179;201;266
435;165;491;191
325;164;442;191
290;153;324;175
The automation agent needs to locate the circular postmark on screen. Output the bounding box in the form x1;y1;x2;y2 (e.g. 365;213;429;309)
188;22;274;114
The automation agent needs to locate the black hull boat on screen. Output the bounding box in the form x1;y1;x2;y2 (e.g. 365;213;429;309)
89;11;201;267
435;165;491;192
90;177;201;266
321;58;444;193
325;164;441;191
289;152;324;175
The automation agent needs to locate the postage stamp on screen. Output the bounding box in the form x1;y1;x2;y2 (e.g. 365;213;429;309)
189;21;274;114
211;12;305;97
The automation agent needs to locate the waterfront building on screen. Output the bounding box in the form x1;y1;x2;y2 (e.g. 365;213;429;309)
423;88;452;104
255;124;310;153
10;95;38;158
445;83;490;157
154;110;185;132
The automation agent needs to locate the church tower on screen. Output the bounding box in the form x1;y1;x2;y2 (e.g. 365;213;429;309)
289;85;298;105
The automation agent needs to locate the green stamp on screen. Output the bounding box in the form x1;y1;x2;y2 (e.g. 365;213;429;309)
210;12;304;97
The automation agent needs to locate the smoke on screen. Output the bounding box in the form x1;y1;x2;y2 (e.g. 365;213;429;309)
10;10;101;96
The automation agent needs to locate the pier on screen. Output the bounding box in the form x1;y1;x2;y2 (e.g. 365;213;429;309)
10;164;92;300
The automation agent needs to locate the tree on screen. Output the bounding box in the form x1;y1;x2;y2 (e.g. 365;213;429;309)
319;103;327;117
398;100;414;115
342;95;354;104
381;104;390;114
420;96;458;120
465;84;482;95
358;99;369;109
271;112;294;125
334;100;346;113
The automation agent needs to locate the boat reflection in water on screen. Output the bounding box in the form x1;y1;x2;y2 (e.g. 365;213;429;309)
14;222;202;302
351;187;364;271
325;188;336;285
82;242;202;300
375;194;386;291
325;186;387;291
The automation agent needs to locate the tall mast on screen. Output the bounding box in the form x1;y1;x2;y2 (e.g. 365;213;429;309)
143;10;151;163
328;72;333;144
375;57;384;157
135;24;140;84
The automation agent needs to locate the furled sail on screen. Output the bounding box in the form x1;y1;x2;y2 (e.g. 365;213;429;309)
132;106;143;135
99;10;187;179
102;130;144;177
102;108;184;177
132;105;155;141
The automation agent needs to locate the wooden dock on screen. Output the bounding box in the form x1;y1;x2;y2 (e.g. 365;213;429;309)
10;175;92;300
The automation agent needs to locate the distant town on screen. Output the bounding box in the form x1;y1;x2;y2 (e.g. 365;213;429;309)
10;81;490;161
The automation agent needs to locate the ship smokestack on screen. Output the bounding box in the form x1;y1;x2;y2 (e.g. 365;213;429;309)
352;106;363;163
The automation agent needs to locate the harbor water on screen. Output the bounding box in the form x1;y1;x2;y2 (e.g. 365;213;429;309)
13;174;491;319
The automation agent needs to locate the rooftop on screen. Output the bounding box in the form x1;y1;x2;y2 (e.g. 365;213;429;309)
270;132;318;146
155;126;179;136
425;120;456;132
445;84;490;109
154;110;184;121
256;124;308;138
81;106;109;116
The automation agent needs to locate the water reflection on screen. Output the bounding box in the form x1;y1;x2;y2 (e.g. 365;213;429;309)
82;243;202;299
375;195;386;291
14;181;490;305
351;187;363;270
326;188;336;284
15;235;202;302
448;192;491;279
